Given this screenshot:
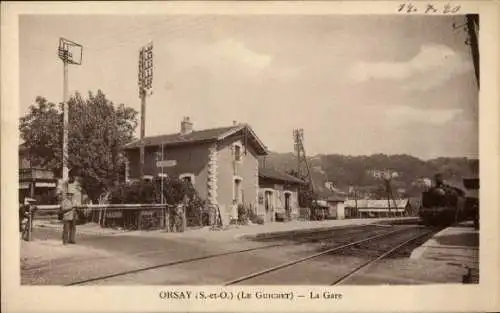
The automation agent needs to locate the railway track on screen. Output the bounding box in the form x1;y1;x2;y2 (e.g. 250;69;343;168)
330;230;432;285
224;226;435;285
67;225;432;285
67;223;401;285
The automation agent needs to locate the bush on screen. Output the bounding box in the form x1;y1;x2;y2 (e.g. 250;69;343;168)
237;204;249;225
109;180;156;204
108;177;206;227
248;207;264;225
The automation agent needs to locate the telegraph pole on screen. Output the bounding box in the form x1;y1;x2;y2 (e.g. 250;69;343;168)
293;129;316;219
62;59;69;187
466;14;479;89
138;42;153;179
58;38;82;195
453;15;479;89
139;90;146;178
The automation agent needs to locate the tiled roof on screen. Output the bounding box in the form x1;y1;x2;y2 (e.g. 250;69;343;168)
124;124;268;155
316;189;346;202
258;167;306;185
124;126;237;149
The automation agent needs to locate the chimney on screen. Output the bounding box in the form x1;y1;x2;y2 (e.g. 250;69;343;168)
233;120;238;126
180;116;193;135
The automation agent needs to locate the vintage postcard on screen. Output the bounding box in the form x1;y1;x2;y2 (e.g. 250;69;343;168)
1;1;499;313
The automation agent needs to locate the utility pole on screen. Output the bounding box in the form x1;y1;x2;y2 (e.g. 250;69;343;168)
453;15;479;89
161;143;164;204
354;188;359;218
138;42;154;179
466;14;479;89
382;170;399;217
63;59;69;186
58;38;82;195
293;129;316;220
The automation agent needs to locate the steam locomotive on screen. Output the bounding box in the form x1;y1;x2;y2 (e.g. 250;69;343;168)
420;177;479;227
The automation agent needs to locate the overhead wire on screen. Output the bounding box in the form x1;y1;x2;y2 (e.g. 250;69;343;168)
24;15;217;54
89;15;217;53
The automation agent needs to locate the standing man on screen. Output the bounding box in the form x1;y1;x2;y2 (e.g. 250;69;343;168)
20;198;36;241
60;191;77;244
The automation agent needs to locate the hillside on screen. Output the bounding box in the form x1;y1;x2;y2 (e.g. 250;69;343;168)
259;152;479;198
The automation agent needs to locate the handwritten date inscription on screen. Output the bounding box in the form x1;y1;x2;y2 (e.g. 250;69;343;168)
398;3;462;14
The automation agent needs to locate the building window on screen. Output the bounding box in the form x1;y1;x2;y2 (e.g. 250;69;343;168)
179;173;195;185
234;144;242;162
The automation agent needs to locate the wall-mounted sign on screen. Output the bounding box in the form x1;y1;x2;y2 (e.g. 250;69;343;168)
156;160;177;168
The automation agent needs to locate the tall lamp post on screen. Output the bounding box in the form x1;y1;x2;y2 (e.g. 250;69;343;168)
138;42;154;179
58;38;82;195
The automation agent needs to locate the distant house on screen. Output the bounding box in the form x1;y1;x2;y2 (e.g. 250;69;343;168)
344;199;410;218
19;144;57;202
314;190;346;220
123;117;269;225
18;143;84;204
258;167;305;222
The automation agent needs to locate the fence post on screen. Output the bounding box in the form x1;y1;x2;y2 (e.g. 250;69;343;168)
165;206;171;232
182;205;187;232
102;207;108;227
27;209;33;242
137;209;141;230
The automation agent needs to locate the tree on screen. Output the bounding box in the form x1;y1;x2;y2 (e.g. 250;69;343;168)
20;91;138;202
287;169;314;208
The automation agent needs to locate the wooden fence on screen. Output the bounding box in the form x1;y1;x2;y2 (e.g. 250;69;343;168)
34;204;188;232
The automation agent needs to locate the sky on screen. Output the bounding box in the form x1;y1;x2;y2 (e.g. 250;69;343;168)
19;15;479;160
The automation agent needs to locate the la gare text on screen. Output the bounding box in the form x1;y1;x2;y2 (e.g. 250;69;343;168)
158;290;343;301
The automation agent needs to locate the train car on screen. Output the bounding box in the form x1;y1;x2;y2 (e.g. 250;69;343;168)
420;184;466;226
463;177;479;229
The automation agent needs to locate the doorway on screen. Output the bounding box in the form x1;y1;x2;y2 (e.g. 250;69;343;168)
284;192;291;220
233;178;242;204
233;178;242;221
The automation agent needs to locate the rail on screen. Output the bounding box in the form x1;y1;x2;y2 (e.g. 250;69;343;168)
223;227;410;285
66;224;397;285
331;230;433;285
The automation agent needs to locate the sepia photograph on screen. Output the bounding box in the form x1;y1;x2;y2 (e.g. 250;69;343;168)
17;13;481;286
2;1;499;313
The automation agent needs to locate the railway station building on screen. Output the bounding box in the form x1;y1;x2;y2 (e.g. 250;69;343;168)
257;166;306;222
124;117;296;224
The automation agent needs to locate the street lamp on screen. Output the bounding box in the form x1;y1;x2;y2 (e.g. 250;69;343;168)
58;38;82;195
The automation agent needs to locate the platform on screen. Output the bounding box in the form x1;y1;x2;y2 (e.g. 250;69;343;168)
126;217;419;243
33;217;419;244
410;221;479;283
